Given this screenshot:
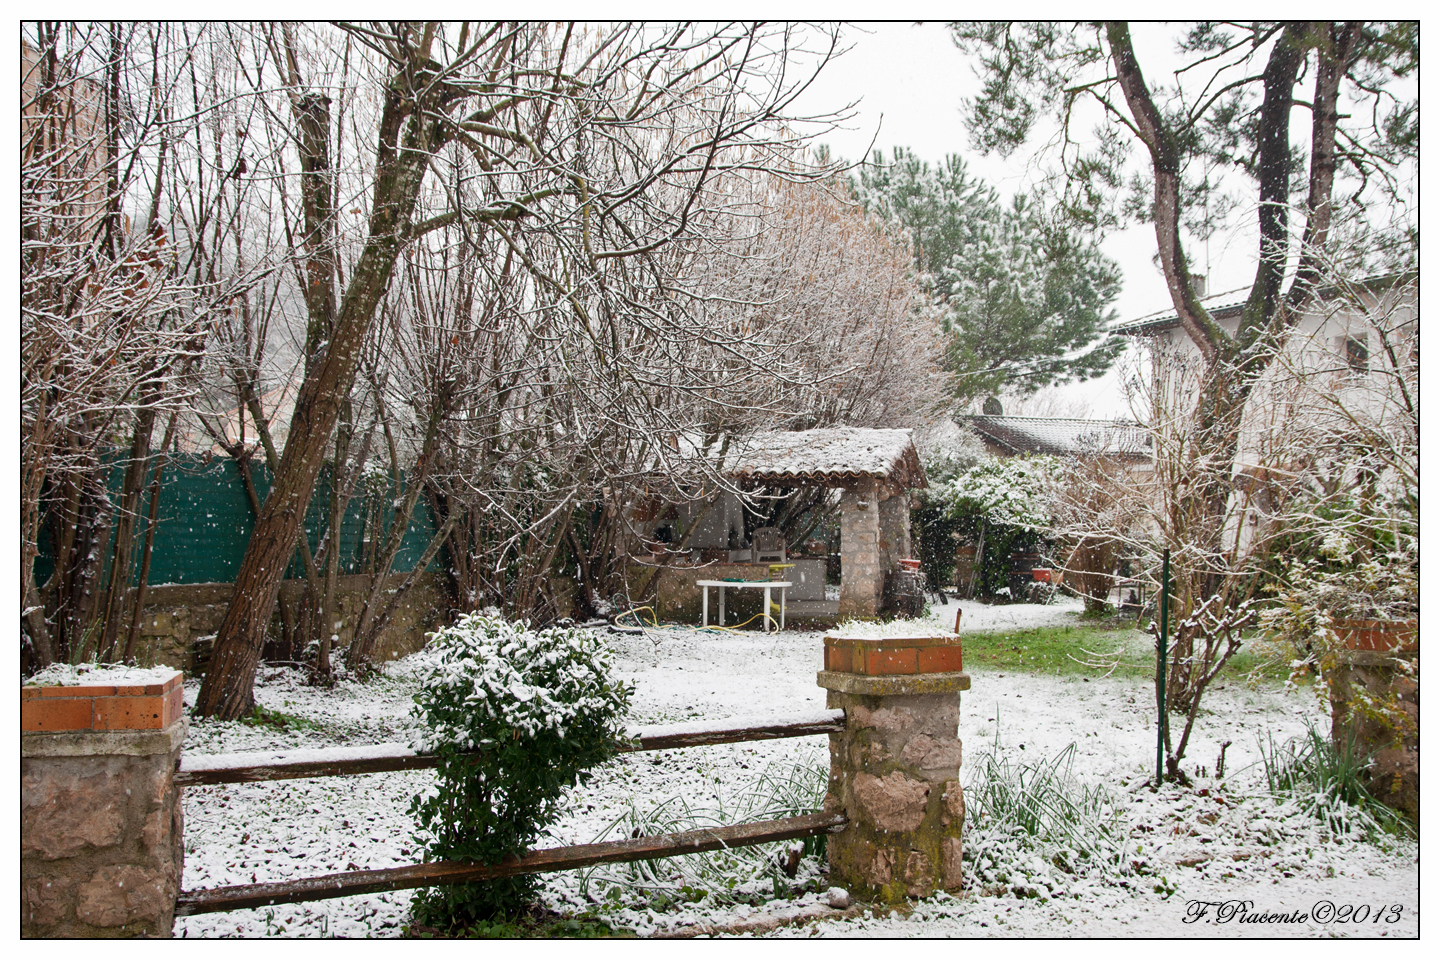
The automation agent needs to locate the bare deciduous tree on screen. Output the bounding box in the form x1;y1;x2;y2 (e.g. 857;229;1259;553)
22;24;228;672
193;22;852;716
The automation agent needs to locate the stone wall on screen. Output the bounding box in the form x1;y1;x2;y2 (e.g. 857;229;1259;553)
130;572;448;673
838;486;882;619
22;674;187;937
645;560;828;626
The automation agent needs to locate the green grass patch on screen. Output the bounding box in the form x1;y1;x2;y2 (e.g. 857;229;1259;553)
959;623;1286;682
960;624;1147;677
239;704;320;733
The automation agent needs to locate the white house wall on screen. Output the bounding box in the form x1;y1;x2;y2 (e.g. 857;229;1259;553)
1139;283;1416;558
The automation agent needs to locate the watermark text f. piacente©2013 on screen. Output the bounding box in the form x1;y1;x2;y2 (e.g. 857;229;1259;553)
1183;900;1407;927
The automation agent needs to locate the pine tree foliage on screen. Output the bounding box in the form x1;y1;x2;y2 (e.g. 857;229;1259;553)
855;147;1122;402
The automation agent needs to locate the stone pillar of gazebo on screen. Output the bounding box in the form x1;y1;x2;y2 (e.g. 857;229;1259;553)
838;483;883;619
819;632;968;902
876;489;912;569
839;481;914;620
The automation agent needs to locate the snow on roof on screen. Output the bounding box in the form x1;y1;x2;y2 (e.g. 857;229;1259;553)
964;415;1151;460
1110;285;1250;335
725;427;927;490
1111;272;1413;335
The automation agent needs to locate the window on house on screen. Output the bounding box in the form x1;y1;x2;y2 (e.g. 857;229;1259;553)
1334;335;1368;376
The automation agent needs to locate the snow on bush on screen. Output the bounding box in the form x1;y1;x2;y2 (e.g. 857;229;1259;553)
409;614;632;928
936;455;1063;530
1258;528;1417;742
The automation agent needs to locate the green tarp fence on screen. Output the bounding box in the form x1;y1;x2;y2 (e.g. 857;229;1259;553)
33;454;442;587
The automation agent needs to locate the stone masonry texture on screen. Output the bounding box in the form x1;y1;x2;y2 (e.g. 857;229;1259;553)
838;486;882;619
821;687;965;902
1329;649;1419;824
22;716;186;938
126;573;445;673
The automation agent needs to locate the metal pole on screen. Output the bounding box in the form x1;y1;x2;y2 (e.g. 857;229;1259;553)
1162;552;1171;763
1156;548;1169;785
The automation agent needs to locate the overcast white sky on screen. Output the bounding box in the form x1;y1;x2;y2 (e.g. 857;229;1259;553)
790;22;1269;318
784;22;1284;417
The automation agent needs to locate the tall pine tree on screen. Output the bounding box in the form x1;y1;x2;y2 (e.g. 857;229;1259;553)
855;147;1122;404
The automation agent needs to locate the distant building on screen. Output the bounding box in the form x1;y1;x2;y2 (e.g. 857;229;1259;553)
1110;272;1417;562
1112;273;1416;480
962;415;1151;464
21;39;110;234
632;427;928;622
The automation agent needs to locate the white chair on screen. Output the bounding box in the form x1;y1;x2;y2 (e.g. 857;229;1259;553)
752;526;786;563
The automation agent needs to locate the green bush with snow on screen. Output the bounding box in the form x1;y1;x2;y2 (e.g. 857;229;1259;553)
409;614;632;928
933;455;1062;598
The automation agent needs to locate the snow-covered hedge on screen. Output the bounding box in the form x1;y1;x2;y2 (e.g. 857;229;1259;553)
409;614;632;927
937;455;1063;530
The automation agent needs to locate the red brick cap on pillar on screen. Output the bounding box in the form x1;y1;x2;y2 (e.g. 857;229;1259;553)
1333;619;1418;653
823;633;963;677
22;673;185;732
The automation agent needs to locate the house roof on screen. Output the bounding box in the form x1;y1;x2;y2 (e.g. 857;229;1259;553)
725;427;927;491
1111;272;1414;336
963;416;1151;460
1110;287;1249;336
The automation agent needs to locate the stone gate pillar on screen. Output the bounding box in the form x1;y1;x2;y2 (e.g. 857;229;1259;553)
819;633;968;902
1329;645;1418;824
22;670;186;938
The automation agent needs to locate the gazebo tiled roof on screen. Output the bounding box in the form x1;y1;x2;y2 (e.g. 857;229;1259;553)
725;427;927;492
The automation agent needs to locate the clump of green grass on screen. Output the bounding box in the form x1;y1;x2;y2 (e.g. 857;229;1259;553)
967;742;1125;868
960;623;1287;681
240;704;319;732
962;740;1148;900
1258;723;1413;842
1076;605;1118;622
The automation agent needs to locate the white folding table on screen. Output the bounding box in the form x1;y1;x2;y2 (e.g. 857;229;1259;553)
696;580;792;633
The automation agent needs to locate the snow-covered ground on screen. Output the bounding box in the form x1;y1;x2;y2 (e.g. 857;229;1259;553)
174;599;1418;938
